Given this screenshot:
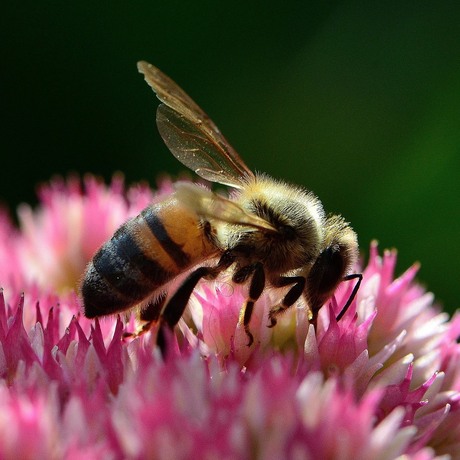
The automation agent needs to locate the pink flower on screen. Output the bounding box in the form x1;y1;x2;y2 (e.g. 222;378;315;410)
0;175;458;458
6;175;164;295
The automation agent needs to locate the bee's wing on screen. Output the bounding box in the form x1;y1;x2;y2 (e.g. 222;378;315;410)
138;61;254;189
175;183;276;232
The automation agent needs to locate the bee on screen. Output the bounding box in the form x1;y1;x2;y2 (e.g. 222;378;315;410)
81;61;361;350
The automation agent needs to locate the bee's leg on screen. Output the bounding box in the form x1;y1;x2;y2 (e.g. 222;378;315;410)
233;262;265;347
158;252;235;354
267;276;306;328
138;291;168;333
123;292;168;339
162;266;213;328
156;266;213;355
335;273;362;321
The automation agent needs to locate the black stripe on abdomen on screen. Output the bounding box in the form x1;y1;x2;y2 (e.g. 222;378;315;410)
82;226;173;317
82;262;130;317
141;207;191;268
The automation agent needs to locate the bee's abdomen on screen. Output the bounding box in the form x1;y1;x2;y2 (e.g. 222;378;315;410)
82;198;217;319
82;222;174;318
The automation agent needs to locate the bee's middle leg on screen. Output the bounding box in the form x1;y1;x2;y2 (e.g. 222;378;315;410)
233;262;265;347
268;275;306;327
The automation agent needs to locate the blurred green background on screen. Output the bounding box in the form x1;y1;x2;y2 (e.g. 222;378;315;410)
2;1;459;313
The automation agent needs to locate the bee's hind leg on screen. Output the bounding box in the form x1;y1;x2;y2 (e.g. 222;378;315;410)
122;292;168;339
161;266;213;331
157;266;212;356
158;252;235;356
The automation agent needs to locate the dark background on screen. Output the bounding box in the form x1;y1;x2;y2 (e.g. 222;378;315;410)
2;1;460;313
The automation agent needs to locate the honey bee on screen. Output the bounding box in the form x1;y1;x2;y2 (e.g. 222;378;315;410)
81;61;361;350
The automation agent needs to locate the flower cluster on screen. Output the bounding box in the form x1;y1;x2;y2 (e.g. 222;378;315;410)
0;175;459;459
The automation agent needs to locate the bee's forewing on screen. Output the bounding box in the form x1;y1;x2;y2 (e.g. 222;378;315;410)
175;183;275;232
138;61;254;188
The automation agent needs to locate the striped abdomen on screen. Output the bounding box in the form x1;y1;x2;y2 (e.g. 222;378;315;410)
81;195;218;318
